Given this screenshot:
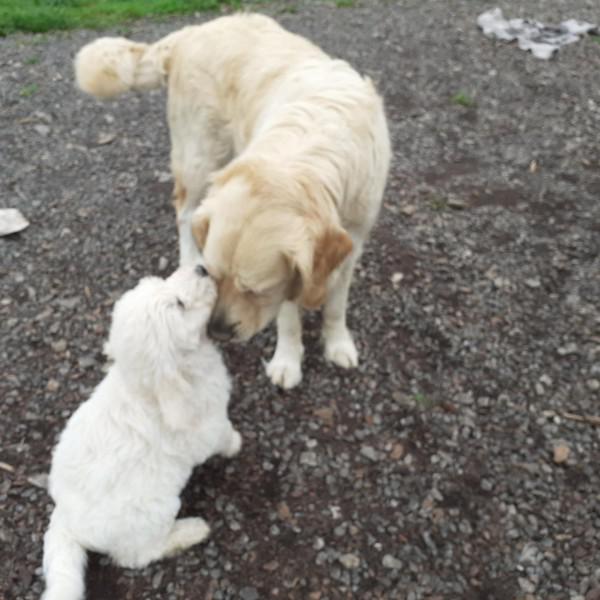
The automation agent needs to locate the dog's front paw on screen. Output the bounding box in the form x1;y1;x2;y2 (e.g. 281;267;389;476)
324;330;359;369
266;357;302;389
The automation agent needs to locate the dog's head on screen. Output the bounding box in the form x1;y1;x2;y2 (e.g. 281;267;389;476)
191;167;353;341
104;265;217;428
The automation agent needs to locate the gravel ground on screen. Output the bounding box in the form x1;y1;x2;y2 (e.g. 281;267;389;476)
1;1;600;599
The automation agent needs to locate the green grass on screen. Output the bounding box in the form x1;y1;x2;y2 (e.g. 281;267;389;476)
591;34;600;45
335;0;355;6
451;91;475;108
25;55;40;64
20;83;39;96
0;0;240;36
411;392;436;410
429;194;448;211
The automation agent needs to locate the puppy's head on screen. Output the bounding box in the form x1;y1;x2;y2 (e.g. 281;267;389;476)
191;174;353;342
106;264;216;361
104;265;216;428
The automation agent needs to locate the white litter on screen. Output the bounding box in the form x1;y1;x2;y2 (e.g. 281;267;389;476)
0;208;29;236
478;8;597;59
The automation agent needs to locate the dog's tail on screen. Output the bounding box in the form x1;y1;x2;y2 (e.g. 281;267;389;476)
42;510;87;600
74;29;184;99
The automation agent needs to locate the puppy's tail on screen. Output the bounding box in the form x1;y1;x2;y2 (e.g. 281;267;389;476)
42;510;87;600
74;29;185;99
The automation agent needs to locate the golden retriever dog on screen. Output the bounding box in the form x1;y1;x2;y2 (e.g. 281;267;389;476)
75;13;391;388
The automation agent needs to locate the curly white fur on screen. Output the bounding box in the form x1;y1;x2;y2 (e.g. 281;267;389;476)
41;266;241;600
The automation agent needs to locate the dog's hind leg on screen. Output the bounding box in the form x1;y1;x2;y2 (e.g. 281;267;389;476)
322;249;360;369
266;301;304;389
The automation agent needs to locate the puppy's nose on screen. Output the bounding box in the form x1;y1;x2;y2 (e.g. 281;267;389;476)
195;264;208;277
207;317;234;342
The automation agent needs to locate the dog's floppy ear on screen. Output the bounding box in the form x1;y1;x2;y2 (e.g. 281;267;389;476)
192;207;211;250
287;227;353;309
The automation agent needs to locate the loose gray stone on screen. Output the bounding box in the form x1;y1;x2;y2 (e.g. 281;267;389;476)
240;587;259;600
360;445;379;462
382;555;403;570
339;553;360;569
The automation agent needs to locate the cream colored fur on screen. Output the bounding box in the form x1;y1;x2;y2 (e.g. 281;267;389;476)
75;13;391;388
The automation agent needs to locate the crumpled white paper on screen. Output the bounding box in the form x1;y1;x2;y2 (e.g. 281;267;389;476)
0;208;30;236
478;8;597;59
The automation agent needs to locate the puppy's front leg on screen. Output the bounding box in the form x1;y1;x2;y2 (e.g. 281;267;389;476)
266;301;304;389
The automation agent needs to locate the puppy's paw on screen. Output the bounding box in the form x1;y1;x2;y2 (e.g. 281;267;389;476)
181;517;211;546
223;429;242;458
324;331;359;369
165;517;210;556
266;357;302;389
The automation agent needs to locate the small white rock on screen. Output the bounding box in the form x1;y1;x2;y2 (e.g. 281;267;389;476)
338;553;360;569
158;256;169;272
557;343;578;356
34;124;50;136
524;277;541;288
313;537;325;550
586;379;599;392
0;208;29;236
382;554;403;569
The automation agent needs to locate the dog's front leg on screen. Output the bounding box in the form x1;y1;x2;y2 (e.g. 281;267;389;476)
266;301;304;389
172;177;203;266
322;253;359;369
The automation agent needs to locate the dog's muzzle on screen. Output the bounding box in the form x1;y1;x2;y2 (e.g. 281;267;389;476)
207;317;235;342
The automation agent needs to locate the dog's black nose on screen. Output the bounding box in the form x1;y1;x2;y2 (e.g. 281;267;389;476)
207;317;234;342
195;264;208;277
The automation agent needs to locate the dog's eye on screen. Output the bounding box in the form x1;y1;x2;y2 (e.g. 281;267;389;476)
176;298;185;310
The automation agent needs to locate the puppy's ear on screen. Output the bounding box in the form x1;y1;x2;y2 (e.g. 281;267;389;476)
192;207;211;250
287;227;353;309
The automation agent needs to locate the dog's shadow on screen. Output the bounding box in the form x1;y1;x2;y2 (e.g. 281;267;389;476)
86;552;122;600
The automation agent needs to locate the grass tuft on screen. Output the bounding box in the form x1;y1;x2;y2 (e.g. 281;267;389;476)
451;91;475;108
20;83;39;97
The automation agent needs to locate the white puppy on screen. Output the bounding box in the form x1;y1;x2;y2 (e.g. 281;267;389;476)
41;265;241;600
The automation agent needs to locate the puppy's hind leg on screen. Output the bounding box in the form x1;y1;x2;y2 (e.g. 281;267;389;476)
219;422;242;458
161;517;211;558
113;517;210;568
266;301;304;389
322;250;360;369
